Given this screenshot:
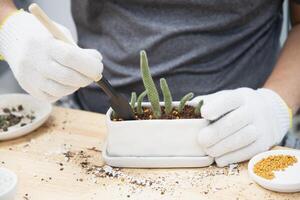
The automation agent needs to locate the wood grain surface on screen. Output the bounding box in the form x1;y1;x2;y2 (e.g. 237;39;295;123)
0;107;299;200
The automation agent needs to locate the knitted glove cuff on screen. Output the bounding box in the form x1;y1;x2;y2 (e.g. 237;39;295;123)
0;9;24;61
257;88;291;142
0;11;31;62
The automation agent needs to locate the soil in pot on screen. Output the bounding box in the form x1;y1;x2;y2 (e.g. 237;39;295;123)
112;105;202;121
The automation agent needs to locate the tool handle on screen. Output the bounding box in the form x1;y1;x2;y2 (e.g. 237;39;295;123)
28;4;135;119
29;3;74;45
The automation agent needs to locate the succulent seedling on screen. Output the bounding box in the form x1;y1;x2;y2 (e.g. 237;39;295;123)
178;92;194;113
112;50;203;120
140;51;161;118
194;100;204;115
111;109;118;119
130;92;137;110
160;78;173;114
137;91;147;114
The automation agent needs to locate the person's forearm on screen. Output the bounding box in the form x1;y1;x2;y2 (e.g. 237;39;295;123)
264;24;300;114
0;0;17;23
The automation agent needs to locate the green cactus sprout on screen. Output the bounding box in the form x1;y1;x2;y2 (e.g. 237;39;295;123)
194;100;204;115
130;92;137;110
125;51;201;120
137;91;147;114
160;78;173;114
178;92;194;113
111;109;117;119
140;50;161;118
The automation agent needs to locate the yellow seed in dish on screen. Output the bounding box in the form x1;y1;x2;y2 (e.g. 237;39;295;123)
253;155;297;180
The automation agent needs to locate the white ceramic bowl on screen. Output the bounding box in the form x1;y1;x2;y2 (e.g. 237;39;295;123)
0;168;17;200
248;149;300;193
105;102;209;157
0;93;52;140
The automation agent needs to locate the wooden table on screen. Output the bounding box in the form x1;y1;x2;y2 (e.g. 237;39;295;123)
0;107;299;200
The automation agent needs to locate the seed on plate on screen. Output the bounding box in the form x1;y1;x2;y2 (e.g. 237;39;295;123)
253;155;297;180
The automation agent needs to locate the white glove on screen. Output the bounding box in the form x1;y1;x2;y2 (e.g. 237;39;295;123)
0;11;103;102
192;88;291;167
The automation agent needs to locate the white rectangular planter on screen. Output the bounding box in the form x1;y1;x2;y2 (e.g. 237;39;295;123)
103;102;214;168
106;102;209;156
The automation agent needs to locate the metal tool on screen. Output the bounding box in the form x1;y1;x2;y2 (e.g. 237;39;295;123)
28;3;135;120
96;77;135;119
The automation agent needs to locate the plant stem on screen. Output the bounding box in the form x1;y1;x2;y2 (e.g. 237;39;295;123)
137;91;147;114
111;109;117;118
160;78;173;114
195;99;204;115
140;50;161;118
178;92;194;113
130;92;137;110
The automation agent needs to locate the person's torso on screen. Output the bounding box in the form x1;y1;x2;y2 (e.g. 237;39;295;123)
11;0;283;112
71;0;283;112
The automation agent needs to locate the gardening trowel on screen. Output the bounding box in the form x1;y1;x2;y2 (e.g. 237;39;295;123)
28;3;135;120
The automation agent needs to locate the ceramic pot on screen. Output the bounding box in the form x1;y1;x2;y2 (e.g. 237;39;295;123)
105;102;208;157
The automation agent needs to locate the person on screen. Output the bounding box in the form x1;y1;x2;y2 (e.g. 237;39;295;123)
1;0;300;167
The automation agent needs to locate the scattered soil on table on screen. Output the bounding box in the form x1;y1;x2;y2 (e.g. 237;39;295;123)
1;138;241;198
253;154;298;180
0;105;35;132
59;148;240;197
112;105;201;121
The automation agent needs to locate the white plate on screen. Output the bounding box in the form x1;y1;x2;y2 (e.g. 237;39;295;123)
102;142;214;168
248;149;300;193
0;93;52;141
0;168;18;200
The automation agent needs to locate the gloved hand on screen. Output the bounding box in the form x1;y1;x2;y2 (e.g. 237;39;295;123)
192;88;291;167
0;10;103;102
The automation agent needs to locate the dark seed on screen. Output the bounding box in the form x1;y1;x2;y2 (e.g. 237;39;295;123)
18;105;24;111
3;108;10;113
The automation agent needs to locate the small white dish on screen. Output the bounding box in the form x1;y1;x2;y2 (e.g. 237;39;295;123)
103;142;214;168
248;149;300;193
103;101;214;168
0;93;52;141
0;168;18;200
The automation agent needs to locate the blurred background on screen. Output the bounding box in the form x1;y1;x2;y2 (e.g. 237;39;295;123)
0;0;299;147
